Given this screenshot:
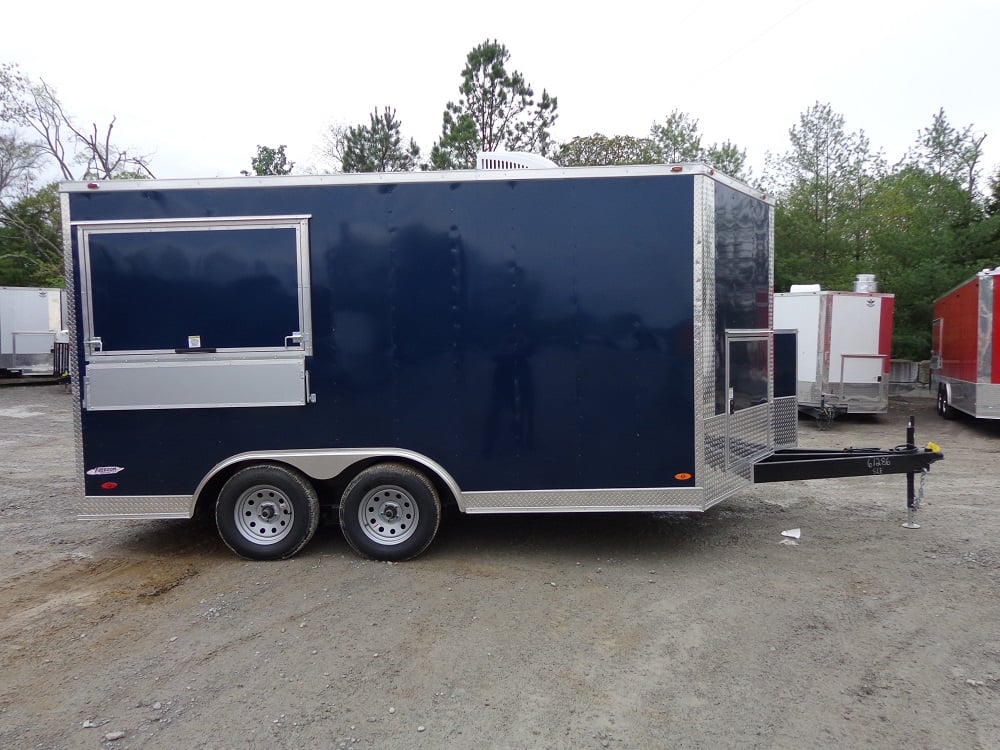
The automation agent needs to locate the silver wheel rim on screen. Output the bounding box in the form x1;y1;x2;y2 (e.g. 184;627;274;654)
358;484;419;546
234;484;294;545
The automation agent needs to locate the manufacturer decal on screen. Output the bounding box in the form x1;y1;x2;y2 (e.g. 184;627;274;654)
86;466;124;476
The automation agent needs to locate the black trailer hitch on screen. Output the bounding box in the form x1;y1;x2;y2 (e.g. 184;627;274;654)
753;415;943;527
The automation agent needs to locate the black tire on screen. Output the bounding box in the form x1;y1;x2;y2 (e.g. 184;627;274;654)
937;385;957;420
215;463;320;560
339;462;442;561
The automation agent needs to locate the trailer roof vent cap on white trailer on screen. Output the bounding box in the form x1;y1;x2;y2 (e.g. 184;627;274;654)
789;284;822;293
853;274;878;292
476;151;557;170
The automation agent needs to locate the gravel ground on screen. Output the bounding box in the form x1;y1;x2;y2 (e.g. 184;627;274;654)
1;383;998;749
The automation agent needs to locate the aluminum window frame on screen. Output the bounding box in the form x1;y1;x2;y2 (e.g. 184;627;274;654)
75;215;313;359
724;329;773;415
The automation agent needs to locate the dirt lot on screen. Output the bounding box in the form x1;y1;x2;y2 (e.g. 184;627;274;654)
1;384;998;749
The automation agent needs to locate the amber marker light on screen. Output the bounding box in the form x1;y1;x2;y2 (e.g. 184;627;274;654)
674;472;692;481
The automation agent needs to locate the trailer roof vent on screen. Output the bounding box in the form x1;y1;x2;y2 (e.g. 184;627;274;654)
853;273;878;292
789;284;821;293
476;151;557;170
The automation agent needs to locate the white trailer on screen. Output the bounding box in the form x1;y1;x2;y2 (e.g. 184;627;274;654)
0;286;66;376
774;276;894;420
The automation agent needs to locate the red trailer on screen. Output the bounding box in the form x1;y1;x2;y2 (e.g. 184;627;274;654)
931;267;1000;419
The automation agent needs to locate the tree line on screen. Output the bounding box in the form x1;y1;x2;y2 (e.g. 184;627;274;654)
768;103;998;358
3;41;999;359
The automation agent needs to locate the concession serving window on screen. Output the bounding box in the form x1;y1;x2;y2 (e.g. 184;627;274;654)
76;215;313;411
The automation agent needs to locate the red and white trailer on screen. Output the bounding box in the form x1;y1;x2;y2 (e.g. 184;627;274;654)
774;276;895;419
931;267;1000;420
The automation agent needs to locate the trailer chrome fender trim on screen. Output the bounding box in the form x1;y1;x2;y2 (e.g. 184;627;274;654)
194;448;465;511
79;450;465;521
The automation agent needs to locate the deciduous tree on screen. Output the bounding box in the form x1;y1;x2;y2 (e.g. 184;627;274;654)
251;144;294;175
865;166;981;358
767;101;998;359
1;62;154;181
769;102;879;290
554;134;658;167
987;165;1000;216
0;129;40;199
908;107;986;199
0;182;61;286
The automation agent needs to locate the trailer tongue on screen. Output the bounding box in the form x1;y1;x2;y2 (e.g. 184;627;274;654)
755;416;942;528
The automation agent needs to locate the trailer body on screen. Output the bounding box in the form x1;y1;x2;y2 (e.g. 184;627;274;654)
61;165;799;557
63;165;943;561
0;286;65;376
931;267;1000;419
774;286;894;416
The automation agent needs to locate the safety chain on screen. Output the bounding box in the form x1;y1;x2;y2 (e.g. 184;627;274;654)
915;468;929;509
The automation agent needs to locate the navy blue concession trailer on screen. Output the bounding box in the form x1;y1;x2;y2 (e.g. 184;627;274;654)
61;162;940;561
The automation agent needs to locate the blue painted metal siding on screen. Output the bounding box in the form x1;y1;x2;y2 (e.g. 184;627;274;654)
71;174;697;497
774;331;797;398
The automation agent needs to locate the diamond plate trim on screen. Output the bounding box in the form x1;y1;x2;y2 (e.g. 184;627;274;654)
701;401;772;508
773;396;798;448
79;495;194;519
693;175;705;495
699;175;717;415
461;487;704;512
62;193;86;504
694;174;717;507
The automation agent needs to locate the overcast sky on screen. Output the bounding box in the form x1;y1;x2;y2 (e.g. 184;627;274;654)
4;0;998;186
